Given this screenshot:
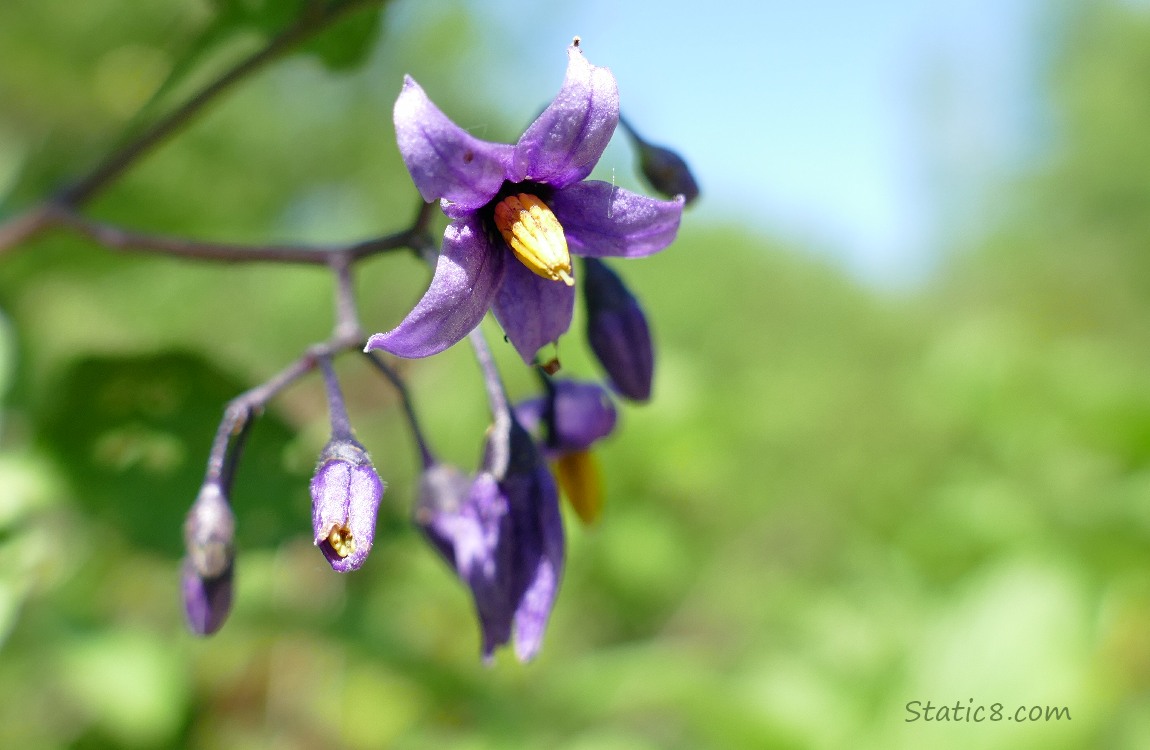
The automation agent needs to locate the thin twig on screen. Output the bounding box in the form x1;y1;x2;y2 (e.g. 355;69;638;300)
45;205;419;264
56;0;383;208
204;335;363;485
362;352;434;467
317;355;355;441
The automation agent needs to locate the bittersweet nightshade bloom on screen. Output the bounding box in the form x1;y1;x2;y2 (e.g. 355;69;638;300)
310;438;385;572
582;257;654;401
366;41;684;364
516;378;617;456
182;481;236;635
517;378;617;524
416;420;564;662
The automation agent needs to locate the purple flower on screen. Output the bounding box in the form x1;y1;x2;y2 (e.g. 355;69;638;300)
366;42;684;364
310;439;385;572
516;378;617;525
415;420;564;662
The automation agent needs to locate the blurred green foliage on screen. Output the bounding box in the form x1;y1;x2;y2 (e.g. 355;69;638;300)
1;1;1149;748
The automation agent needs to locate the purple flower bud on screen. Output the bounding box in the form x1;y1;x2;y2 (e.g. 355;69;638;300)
516;379;617;456
414;421;564;662
182;481;236;636
310;439;385;572
181;558;233;636
582;257;654;402
636;142;700;205
621;116;700;204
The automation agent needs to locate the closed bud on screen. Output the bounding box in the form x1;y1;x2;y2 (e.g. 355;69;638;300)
182;558;234;636
310;439;385;572
636;141;700;204
621;116;699;204
182;480;236;636
582;257;654;402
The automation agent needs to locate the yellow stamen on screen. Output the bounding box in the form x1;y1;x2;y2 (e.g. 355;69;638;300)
555;450;603;525
493;193;574;286
327;525;356;558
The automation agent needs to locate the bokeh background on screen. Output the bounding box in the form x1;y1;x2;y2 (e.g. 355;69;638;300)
2;0;1149;748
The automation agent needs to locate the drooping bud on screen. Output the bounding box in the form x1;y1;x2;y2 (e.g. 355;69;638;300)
582;257;654;402
493;193;575;285
182;481;236;635
184;481;235;579
620;116;700;204
516;379;616;525
310;439;385;572
182;558;234;636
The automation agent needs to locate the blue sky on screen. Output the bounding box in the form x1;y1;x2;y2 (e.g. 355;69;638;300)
449;0;1046;285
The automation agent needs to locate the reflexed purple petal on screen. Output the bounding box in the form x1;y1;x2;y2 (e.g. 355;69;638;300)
509;44;619;188
509;460;564;662
310;441;385;573
583;258;654;402
366;219;505;359
394;76;512;211
551;181;684;258
182;558;233;636
492;259;575;363
417;421;565;662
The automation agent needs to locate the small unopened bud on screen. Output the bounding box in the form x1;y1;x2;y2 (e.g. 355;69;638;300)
182;480;236;636
182;558;234;636
582;257;654;402
310;439;385;572
621;117;699;204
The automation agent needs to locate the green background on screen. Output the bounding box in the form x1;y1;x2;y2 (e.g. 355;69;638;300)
1;1;1148;747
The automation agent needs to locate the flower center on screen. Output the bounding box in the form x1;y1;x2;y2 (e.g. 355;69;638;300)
493;193;574;286
327;524;356;558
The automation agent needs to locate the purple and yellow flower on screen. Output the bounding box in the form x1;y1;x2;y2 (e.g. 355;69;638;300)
516;378;617;524
366;41;684;364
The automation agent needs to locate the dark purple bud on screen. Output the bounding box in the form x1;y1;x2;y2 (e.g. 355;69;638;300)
415;420;564;662
516;379;617;456
582;257;654;402
310;439;385;572
182;481;236;635
181;557;234;636
636;142;700;204
621;116;700;204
